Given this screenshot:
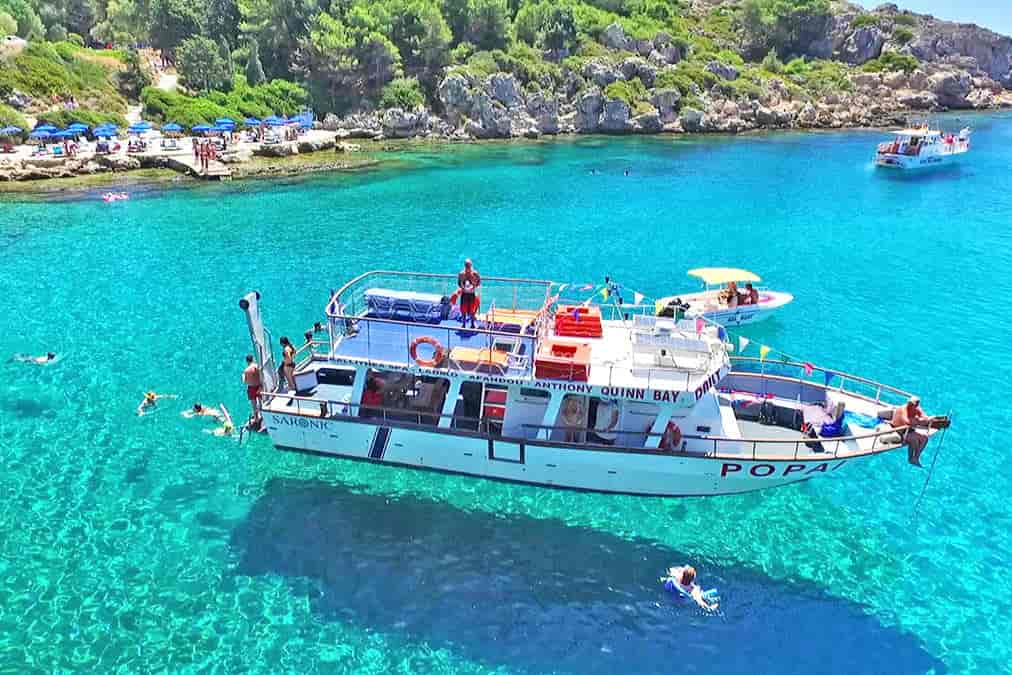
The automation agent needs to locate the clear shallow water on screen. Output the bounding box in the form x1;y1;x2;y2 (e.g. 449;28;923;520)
2;113;1011;673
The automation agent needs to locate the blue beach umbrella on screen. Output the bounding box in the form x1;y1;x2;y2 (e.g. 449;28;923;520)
34;124;58;133
191;124;212;133
211;124;232;133
244;117;261;126
95;128;118;137
68;122;89;130
0;125;22;135
214;117;235;127
264;115;286;126
53;129;76;139
161;123;183;132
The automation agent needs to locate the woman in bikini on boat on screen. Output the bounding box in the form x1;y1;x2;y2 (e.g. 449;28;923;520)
279;336;297;392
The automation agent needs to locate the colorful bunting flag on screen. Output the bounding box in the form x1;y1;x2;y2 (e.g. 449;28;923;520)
759;345;771;361
738;336;750;352
600;287;610;300
655;300;665;315
824;369;835;386
633;291;645;305
695;318;704;334
803;362;814;376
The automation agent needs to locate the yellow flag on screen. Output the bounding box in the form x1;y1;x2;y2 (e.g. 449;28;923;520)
600;287;609;300
655;300;665;315
759;345;771;361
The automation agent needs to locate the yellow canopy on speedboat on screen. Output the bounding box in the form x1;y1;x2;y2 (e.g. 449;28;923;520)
687;268;762;285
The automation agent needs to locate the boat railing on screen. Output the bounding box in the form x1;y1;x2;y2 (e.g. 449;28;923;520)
258;391;909;462
327;270;555;321
729;356;912;407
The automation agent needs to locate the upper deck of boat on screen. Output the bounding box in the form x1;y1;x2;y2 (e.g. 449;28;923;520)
319;270;728;392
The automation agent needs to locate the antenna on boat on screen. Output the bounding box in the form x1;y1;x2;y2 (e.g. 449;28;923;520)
911;409;952;521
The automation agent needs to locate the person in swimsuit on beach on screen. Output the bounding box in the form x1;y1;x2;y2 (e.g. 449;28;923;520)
456;259;481;328
279;337;297;392
137;391;177;416
182;403;223;420
243;354;262;428
663;565;719;611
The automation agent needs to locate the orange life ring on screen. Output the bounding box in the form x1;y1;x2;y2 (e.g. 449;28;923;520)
409;335;445;368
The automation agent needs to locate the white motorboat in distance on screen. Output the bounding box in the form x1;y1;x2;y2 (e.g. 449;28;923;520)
656;268;793;327
238;269;947;498
875;124;970;169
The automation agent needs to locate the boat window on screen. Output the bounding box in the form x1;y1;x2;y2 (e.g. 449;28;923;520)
317;368;356;386
360;368;449;426
504;387;551;439
553;394;588;444
453;380;484;431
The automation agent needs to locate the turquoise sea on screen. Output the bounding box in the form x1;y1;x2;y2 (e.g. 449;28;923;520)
2;114;1011;673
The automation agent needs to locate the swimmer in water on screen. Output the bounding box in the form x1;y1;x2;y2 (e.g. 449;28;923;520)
137;391;178;416
205;420;236;436
12;352;57;365
182;402;223;420
663;565;719;611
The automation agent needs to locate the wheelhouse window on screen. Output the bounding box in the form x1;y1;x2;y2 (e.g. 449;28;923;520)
360;369;449;426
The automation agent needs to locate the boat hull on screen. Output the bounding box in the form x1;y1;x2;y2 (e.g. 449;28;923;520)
263;410;860;497
658;290;794;327
875;152;964;170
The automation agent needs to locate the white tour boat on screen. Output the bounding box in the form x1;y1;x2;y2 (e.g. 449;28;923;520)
875;124;970;169
239;270;947;497
655;268;793;327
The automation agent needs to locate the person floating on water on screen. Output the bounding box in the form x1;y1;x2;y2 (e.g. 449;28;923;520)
182;402;223;420
206;419;236;436
136;391;177;416
456;258;481;329
662;565;719;611
12;352;57;365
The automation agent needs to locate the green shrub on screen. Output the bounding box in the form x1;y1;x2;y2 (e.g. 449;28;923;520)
379;77;425;109
67;32;84;46
862;51;918;74
782;57;851;94
46;24;68;42
450;42;476;64
631;99;655;116
140;79;307;126
892;13;917;27
0;103;28;135
0;41;127;112
35;108;128;129
715;48;744;66
603;77;647;104
893;27;914;44
761;48;783;73
850;13;879;29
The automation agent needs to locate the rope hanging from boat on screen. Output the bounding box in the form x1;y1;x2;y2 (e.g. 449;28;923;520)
911;411;952;520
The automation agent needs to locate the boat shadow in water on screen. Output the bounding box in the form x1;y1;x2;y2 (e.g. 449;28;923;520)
230;478;945;675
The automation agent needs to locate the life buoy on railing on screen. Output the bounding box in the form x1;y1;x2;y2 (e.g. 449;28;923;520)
409;335;445;368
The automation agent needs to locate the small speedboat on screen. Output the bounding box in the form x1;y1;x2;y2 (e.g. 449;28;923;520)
875;124;970;170
656;268;793;327
102;192;129;202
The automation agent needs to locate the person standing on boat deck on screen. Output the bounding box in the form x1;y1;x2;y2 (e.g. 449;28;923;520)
892;396;944;467
243;355;262;428
457;259;481;328
591;398;620;445
279;337;297;392
745;283;759;306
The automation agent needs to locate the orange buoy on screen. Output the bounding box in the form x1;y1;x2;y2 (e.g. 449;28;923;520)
409;335;445;368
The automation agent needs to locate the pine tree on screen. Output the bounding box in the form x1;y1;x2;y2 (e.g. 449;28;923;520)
246;39;266;86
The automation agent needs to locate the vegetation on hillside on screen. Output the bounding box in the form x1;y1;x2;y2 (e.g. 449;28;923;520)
0;0;929;122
